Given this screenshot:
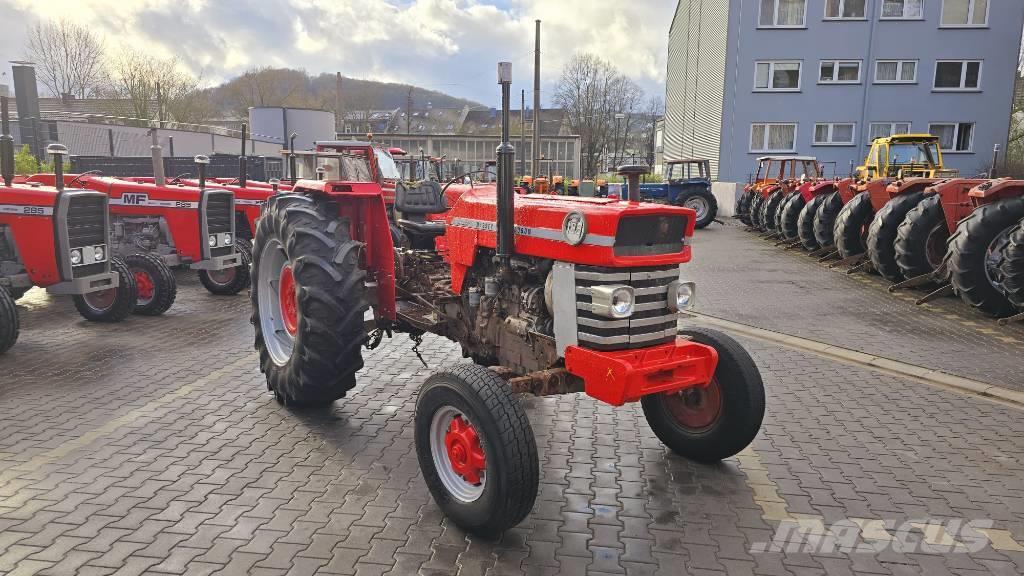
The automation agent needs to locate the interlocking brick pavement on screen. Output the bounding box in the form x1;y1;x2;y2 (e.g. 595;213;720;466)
0;253;1021;575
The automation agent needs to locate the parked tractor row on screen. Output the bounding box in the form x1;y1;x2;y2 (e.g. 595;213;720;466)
733;135;1024;323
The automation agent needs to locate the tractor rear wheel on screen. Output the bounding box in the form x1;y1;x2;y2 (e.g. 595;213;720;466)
126;253;177;316
735;190;753;225
797;194;827;251
676;189;718;229
252;193;368;406
946;197;1024;316
199;238;252;295
895;195;948;282
779;193;806;240
813;191;843;249
867;192;925;282
999;220;1024;309
749;193;766;229
73;256;138;322
415;364;538;536
641;328;765;462
834;191;874;259
761;191;784;233
0;287;18;355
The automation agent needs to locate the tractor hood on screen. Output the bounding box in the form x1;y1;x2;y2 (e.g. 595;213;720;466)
1;183;63;208
442;186;697;293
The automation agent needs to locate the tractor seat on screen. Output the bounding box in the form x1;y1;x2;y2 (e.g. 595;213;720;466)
395;181;447;238
397;218;446;236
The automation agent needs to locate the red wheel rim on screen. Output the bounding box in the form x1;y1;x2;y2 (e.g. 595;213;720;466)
279;265;298;336
444;415;486;485
663;378;723;431
134;270;155;300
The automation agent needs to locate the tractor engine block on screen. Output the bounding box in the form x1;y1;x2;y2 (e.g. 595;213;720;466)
110;216;175;259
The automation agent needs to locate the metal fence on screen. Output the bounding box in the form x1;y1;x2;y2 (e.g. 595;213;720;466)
70;154;284;181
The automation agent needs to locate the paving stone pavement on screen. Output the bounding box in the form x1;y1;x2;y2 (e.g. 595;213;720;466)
0;250;1022;575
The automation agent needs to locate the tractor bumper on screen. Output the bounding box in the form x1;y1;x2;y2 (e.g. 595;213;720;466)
191;253;242;271
563;337;719;406
47;271;119;296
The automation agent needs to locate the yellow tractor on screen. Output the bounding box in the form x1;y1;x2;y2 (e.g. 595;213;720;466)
855;134;958;181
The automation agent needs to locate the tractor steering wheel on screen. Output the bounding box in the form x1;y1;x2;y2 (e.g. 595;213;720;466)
69;170;102;188
169;173;191;185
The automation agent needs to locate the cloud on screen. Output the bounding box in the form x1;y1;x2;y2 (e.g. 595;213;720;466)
0;0;673;105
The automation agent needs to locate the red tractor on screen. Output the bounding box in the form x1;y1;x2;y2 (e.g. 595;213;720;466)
739;156;820;232
23;158;246;314
1;119;136;353
249;65;766;536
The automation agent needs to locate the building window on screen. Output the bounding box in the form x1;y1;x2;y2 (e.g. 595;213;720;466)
881;0;924;19
759;0;807;27
933;60;982;90
825;0;866;19
754;61;802;91
814;123;856;146
929;122;974;152
750;123;798;152
819;61;861;83
868;122;912;142
941;0;988;26
874;60;917;83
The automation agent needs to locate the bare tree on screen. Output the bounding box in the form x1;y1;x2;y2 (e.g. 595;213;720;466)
104;51;211;125
24;19;105;98
220;67;323;118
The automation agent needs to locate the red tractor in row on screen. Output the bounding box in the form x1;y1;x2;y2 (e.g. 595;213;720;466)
736;156;821;233
1;100;136;353
250;64;766;535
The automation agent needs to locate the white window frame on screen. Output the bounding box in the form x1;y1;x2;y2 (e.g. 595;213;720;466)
880;0;925;20
928;122;975;153
758;0;808;28
874;60;918;84
818;60;862;84
824;0;868;20
754;60;803;92
749;122;799;153
940;0;989;27
867;122;912;144
813;123;857;146
932;60;982;91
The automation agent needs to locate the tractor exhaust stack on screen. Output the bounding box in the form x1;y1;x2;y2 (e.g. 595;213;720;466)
0;96;14;187
150;129;166;186
48;144;68;192
617;164;650;202
496;62;515;262
238;123;248;187
195;154;210;189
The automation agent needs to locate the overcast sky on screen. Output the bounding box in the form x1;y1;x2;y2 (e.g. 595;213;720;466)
0;0;674;106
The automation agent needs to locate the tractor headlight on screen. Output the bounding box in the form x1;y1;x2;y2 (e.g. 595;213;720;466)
93;246;106;262
222;233;232;246
209;235;217;247
667;280;696;312
591;284;634;319
70;249;82;265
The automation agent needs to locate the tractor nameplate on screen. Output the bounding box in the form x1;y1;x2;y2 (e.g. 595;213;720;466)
0;204;54;216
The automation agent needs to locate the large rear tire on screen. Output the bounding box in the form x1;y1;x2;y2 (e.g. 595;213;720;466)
895;194;949;282
73;257;138;322
999;220;1024;309
415;364;539;536
126;253;177;316
0;287;18;355
199;238;252;296
946;197;1024;317
779;193;806;240
867;192;925;282
813;191;843;249
750;193;766;230
641;328;765;463
834;191;874;259
736;190;753;225
761;190;785;233
676;189;718;229
251;194;368;406
797;194;827;251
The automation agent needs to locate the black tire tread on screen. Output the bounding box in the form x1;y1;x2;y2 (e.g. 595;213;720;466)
199;238;252;295
676;189;718;229
797;194;827;251
834;191;874;259
867;192;925;282
895;194;947;281
0;287;18;354
779;193;806;240
946;197;1024;316
761;190;784;233
73;256;138;322
126;252;177;316
813;191;843;248
999;220;1024;309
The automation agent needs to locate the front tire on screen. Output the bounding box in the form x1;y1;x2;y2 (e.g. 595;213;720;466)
198;238;252;296
946;198;1024;316
999;220;1024;309
867;192;925;282
641;328;765;463
895;194;949;281
0;287;18;354
73;256;138;322
251;194;368;406
834;191;874;259
126;253;177;316
813;191;843;249
415;364;539;536
676;189;718;229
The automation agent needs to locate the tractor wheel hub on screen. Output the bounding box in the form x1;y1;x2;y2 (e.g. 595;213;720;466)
444;415;486;485
664;378;723;431
134;270;155;302
279;265;298;336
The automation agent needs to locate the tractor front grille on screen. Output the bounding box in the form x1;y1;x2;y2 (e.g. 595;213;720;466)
64;193;109;279
202;191;234;258
574;264;679;351
613;215;686;257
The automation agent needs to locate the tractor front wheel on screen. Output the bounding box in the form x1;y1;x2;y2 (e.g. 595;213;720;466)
126;253;177;316
797;194;827;251
946;197;1024;316
999;220;1024;310
813;191;843;249
0;286;18;355
676;189;718;229
641;328;765;462
867;192;925;282
895;195;949;282
73;256;138;322
833;191;874;259
251;194;368;406
415;364;539;536
199;238;252;295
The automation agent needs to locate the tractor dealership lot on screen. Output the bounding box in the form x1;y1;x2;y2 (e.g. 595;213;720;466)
1;223;1022;576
